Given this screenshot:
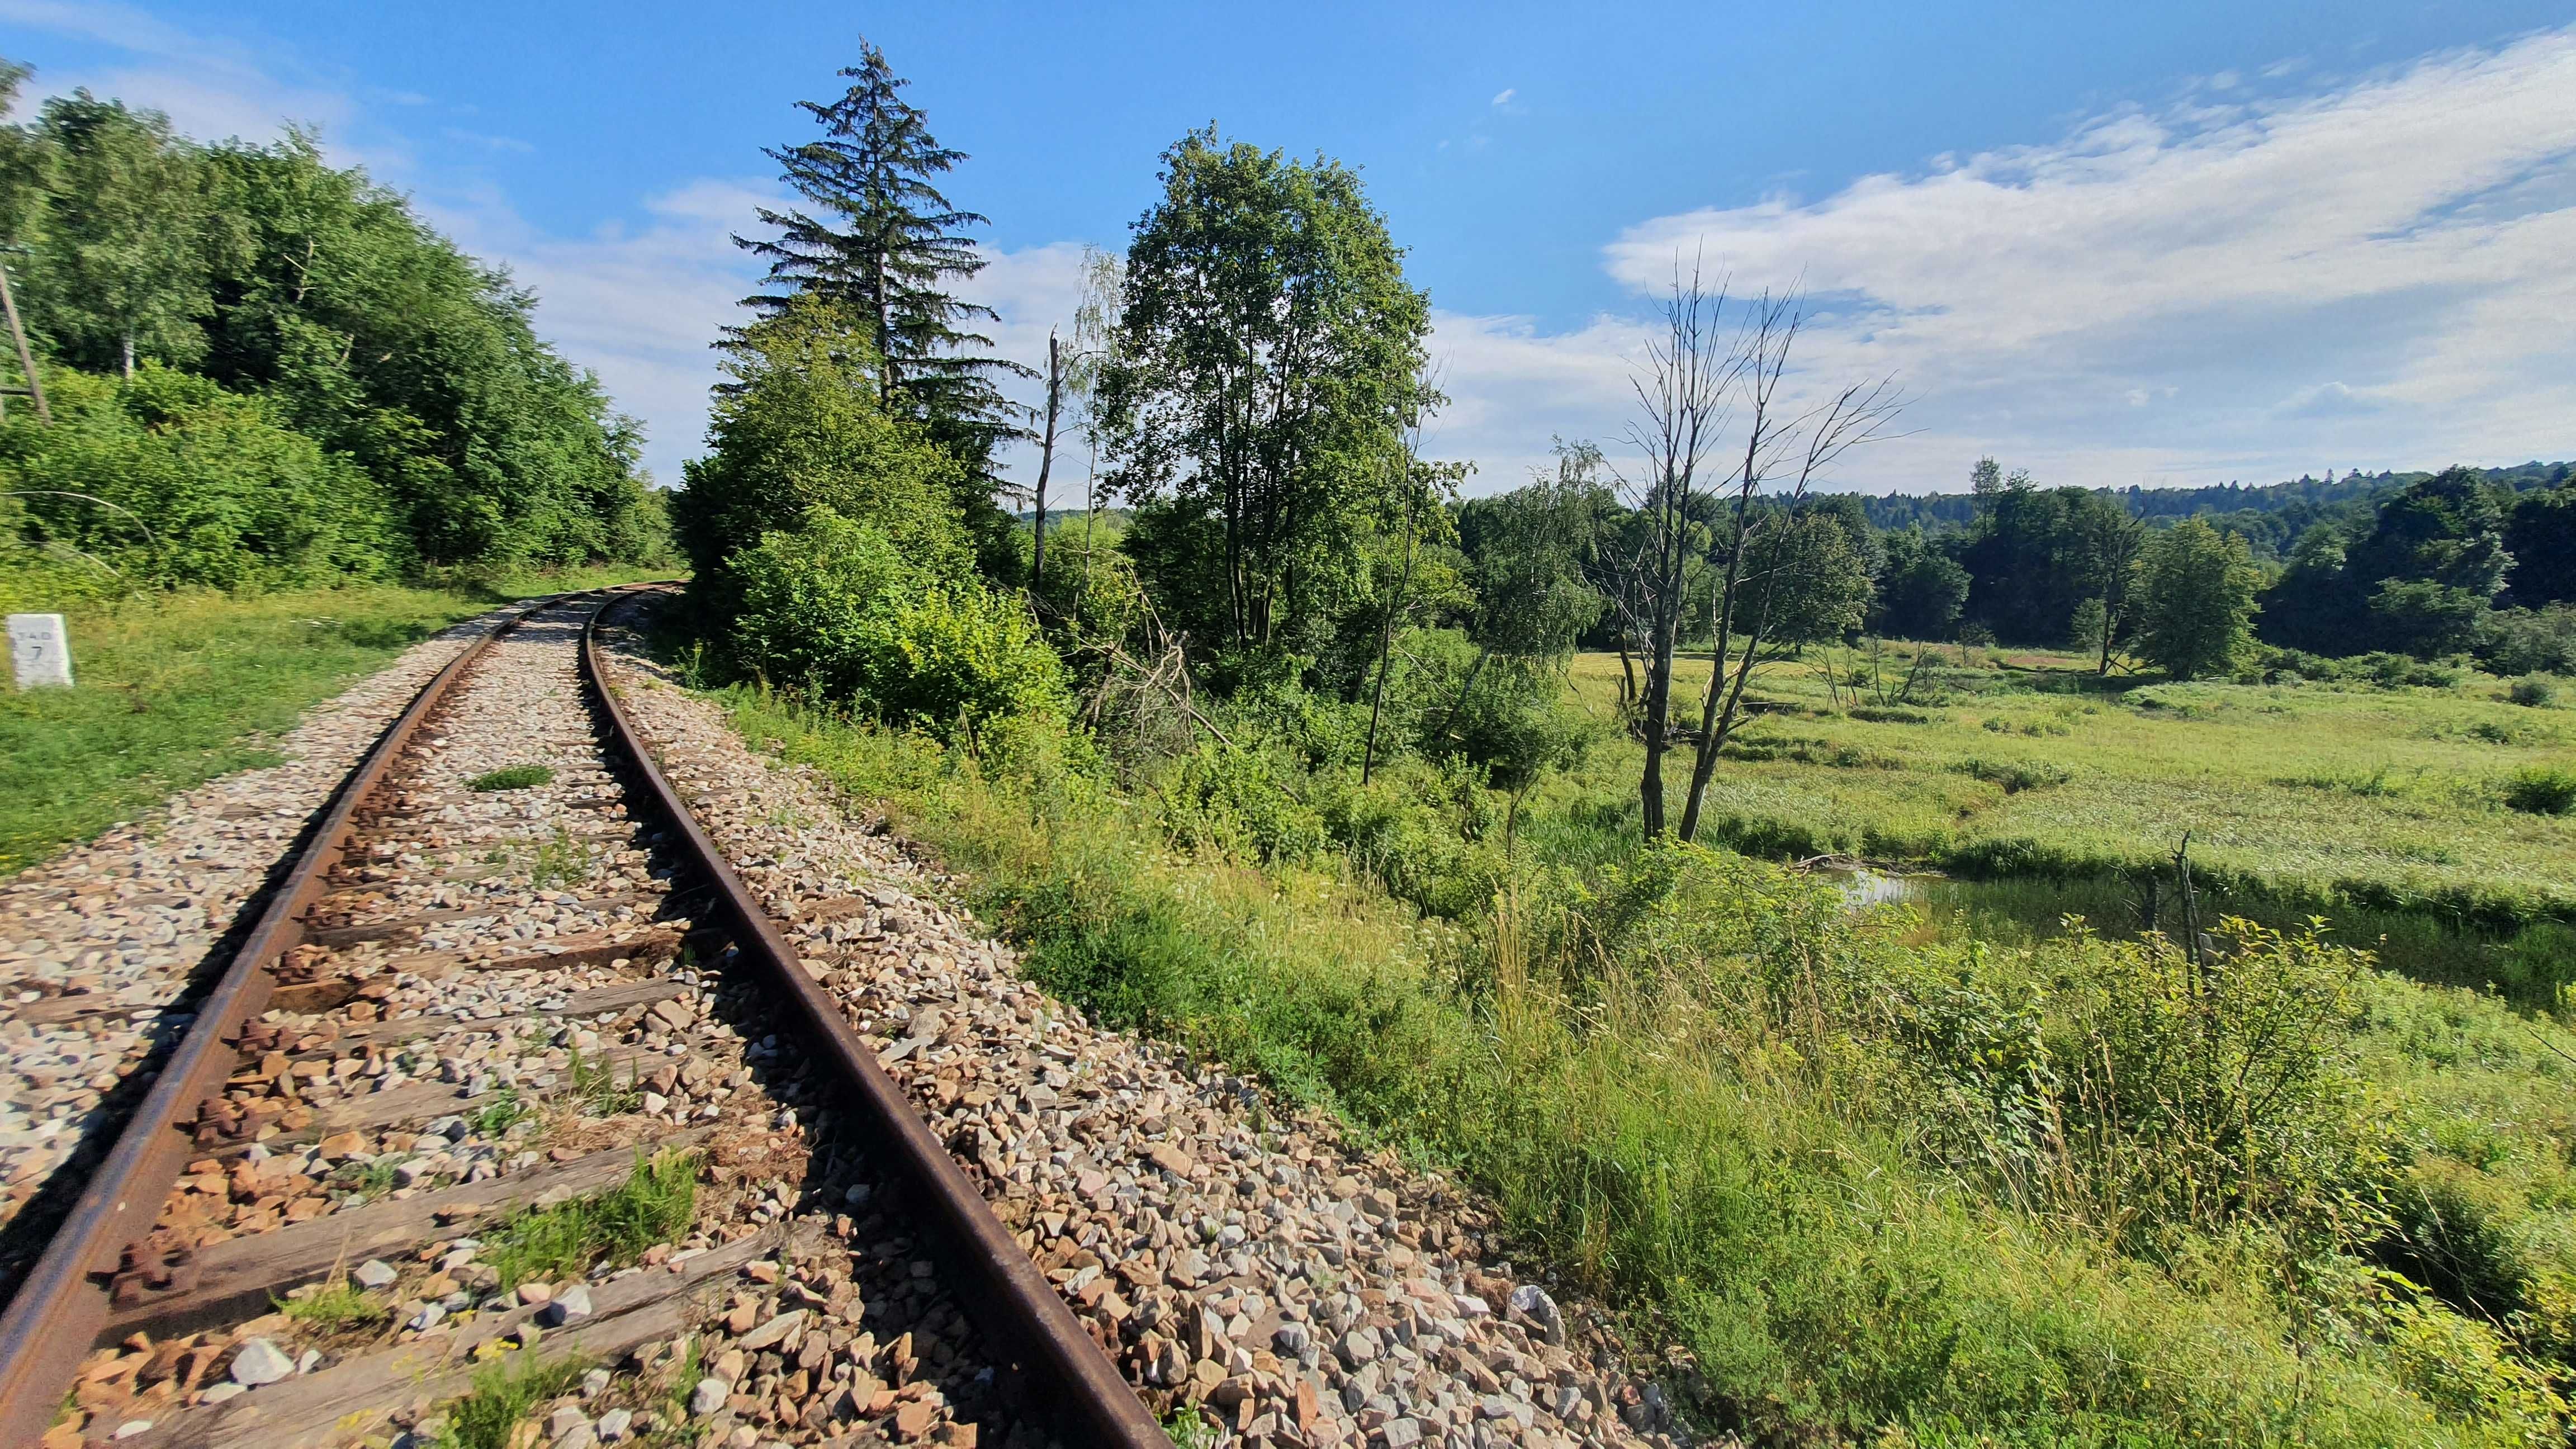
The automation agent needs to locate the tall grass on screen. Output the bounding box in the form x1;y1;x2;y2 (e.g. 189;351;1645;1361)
719;684;2576;1447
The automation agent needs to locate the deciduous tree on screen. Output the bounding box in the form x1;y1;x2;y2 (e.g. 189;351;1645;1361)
2133;519;2260;679
1098;127;1433;663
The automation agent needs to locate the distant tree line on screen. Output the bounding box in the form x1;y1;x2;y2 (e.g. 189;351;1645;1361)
1659;456;2576;681
0;61;667;594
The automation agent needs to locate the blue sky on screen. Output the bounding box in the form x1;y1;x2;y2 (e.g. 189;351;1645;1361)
3;1;2572;496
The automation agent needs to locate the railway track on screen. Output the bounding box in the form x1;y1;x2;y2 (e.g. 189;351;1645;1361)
0;589;1162;1449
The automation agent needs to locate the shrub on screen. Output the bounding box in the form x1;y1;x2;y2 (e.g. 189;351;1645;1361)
2503;766;2576;816
2481;604;2576;677
671;300;973;614
0;366;403;591
2508;676;2556;708
728;507;1069;737
1955;756;2073;793
1154;742;1328;866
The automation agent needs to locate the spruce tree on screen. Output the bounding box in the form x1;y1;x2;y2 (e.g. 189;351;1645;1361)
734;44;1028;490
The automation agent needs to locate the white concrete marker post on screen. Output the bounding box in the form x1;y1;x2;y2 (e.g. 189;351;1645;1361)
8;612;72;689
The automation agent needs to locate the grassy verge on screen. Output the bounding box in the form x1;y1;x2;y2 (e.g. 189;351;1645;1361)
0;565;674;875
712;683;2576;1448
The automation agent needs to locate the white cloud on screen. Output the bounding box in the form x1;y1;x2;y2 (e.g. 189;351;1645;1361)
421;180;775;485
13;8;2572;505
1556;26;2576;492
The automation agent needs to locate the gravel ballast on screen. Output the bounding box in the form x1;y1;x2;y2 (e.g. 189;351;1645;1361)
598;611;1687;1449
0;605;522;1279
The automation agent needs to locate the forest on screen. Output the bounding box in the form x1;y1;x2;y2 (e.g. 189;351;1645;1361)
0;61;669;611
666;40;2576;1449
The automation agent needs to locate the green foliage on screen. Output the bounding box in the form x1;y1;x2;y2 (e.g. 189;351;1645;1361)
2133;518;2262;679
1455;471;1609;661
733;41;1027;490
1099;126;1434;662
1155;741;1328;866
467;765;555;792
1872;524;1971;641
2506;482;2576;608
1029;528;1148;669
0;83;661;581
1952;465;2144;646
434;1353;594;1449
2482;604;2576;677
1;367;402;589
469;1090;532;1139
8;93;209;377
2502;766;2576;816
481;1152;697;1291
728;506;1067;736
278;1279;386;1330
1725;504;1875;647
674;297;970;612
713;682;2574;1447
2508;676;2556;708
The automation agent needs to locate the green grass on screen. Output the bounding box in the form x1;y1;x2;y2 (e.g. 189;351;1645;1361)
468;1089;532;1140
713;682;2576;1447
1552;646;2576;930
480;1151;696;1291
278;1279;386;1330
565;1044;641;1116
435;1352;593;1449
467;764;557;792
0;565;675;877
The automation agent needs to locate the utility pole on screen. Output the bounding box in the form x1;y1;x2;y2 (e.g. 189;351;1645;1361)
1032;329;1061;600
0;252;48;424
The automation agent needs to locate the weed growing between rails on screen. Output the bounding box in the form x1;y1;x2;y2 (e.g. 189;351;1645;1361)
709;680;2576;1448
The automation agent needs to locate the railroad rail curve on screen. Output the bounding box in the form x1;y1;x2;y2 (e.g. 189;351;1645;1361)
580;587;1164;1449
0;586;1164;1448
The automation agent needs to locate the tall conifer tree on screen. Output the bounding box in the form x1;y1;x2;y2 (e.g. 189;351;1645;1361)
733;44;1027;491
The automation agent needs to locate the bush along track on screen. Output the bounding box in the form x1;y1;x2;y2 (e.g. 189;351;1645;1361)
595;609;1686;1448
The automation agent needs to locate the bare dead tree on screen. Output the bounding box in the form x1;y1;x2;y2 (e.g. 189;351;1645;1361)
1619;267;1904;841
1620;263;1742;838
1031;329;1063;599
1673;301;1904;842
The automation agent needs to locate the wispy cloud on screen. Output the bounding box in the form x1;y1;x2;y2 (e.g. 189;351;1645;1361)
441;125;533;154
1491;87;1515;107
1560;26;2576;491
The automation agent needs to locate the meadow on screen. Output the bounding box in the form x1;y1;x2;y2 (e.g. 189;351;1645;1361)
1536;645;2576;1001
704;651;2576;1448
0;566;674;875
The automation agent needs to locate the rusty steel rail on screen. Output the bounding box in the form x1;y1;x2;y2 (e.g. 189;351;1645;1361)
581;590;1166;1449
0;594;572;1445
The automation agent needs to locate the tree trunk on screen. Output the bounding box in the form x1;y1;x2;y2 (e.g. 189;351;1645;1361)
1033;332;1060;600
1362;467;1422;785
120;333;135;381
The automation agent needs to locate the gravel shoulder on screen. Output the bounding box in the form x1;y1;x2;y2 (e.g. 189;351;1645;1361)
598;610;1692;1449
0;603;524;1278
